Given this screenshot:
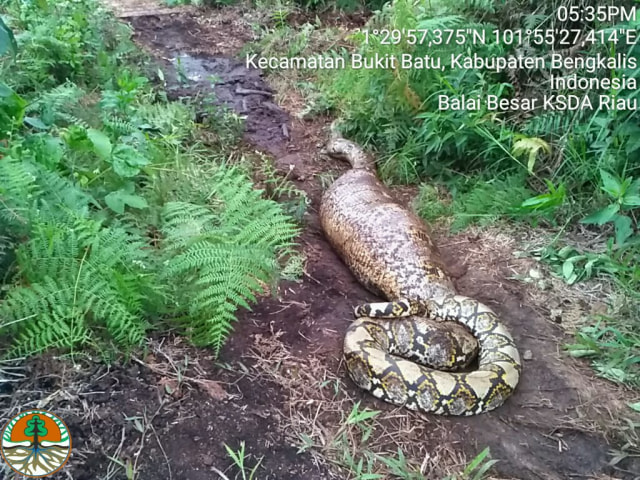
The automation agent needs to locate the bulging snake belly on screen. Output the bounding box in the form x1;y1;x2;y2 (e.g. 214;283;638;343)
319;133;521;416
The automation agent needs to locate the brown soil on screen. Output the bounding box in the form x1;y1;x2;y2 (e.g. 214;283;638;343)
1;2;639;480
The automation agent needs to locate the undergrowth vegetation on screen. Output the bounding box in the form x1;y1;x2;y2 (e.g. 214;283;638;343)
0;0;637;478
0;0;299;359
313;0;640;390
246;0;639;390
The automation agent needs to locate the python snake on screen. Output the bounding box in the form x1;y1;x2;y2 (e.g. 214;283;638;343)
319;128;521;416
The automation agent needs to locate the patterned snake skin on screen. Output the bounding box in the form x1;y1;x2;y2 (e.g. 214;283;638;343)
319;130;521;415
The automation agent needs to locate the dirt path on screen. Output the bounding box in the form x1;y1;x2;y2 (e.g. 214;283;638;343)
2;3;639;479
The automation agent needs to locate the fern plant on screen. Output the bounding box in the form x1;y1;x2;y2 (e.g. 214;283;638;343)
1;0;302;362
0;156;161;357
24;82;88;129
161;165;299;355
0;156;93;233
0;214;160;357
0;156;39;232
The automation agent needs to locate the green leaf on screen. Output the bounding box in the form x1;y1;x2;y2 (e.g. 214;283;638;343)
519;182;565;212
0;17;17;59
0;82;26;135
628;402;640;412
557;245;575;258
584;257;597;277
24;116;48;130
613;215;633;246
29;134;64;169
580;204;620;225
599;169;622;199
562;260;575;280
512;136;551;173
473;459;500;480
347;408;380;424
626;135;640;154
567;348;598;357
520;196;549;208
463;447;492;475
627;178;640;196
622;194;640;207
133;419;144;433
87;128;112;159
105;189;149;214
111;144;149;177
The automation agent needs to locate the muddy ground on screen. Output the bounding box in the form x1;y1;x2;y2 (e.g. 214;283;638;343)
1;2;639;480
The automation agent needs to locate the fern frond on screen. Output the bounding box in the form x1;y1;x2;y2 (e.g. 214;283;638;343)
1;216;156;357
523;111;576;138
25;83;84;113
461;0;496;14
55;112;90;128
0;156;93;232
161;164;299;355
131;101;194;140
512;135;552;173
25;82;86;126
101;115;138;136
450;175;533;231
207;166;299;247
160;201;219;251
3;278;91;356
35;167;94;219
522;13;546;31
0;156;39;231
415;15;466;31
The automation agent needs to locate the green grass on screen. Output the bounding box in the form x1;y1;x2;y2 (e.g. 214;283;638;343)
414;174;534;231
223;441;264;480
295;400;499;479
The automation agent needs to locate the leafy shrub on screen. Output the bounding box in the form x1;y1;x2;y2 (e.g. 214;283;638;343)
3;0;141;94
0;0;301;359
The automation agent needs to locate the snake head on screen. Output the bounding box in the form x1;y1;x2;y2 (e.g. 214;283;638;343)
320;139;347;160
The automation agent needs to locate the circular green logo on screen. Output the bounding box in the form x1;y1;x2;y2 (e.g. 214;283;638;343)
1;409;72;477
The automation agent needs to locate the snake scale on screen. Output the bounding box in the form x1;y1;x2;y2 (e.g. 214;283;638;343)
319;128;521;416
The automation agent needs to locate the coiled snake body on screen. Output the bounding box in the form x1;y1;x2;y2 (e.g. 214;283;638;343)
319;132;521;416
